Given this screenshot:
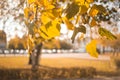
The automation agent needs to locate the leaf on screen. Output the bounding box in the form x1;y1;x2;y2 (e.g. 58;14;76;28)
77;25;86;34
24;8;29;19
96;5;106;15
89;18;97;27
65;2;79;19
45;21;52;30
89;4;99;17
28;0;35;4
41;13;51;25
79;5;88;15
52;8;62;17
62;17;74;30
86;0;94;3
71;25;86;43
43;0;55;9
75;0;92;6
75;0;85;4
98;27;117;40
75;15;80;24
89;4;107;17
86;40;98;58
39;20;61;39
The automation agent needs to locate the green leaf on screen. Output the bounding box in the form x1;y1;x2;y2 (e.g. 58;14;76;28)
86;40;98;58
71;25;86;43
65;2;79;19
98;27;117;40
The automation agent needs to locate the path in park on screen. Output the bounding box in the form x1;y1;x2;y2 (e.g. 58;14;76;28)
0;53;110;60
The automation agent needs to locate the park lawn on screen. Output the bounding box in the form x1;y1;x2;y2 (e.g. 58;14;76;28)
0;56;112;72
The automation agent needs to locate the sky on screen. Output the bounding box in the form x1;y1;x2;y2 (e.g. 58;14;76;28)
0;16;27;41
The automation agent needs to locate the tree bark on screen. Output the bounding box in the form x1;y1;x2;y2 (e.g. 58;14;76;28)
34;42;43;66
28;42;43;69
28;53;32;65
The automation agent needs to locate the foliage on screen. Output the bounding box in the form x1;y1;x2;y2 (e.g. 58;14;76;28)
59;40;73;50
43;39;60;49
86;40;98;57
43;39;72;50
8;36;27;49
24;0;118;57
0;30;6;42
97;34;120;54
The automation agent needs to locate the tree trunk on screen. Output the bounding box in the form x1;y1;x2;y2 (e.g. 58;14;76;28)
34;42;43;66
28;42;43;69
28;53;32;65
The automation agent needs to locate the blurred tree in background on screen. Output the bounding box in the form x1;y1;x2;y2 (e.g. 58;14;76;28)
8;35;27;50
97;34;120;55
0;30;6;50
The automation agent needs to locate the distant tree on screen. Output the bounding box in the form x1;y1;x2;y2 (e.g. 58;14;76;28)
0;30;6;42
8;35;27;50
43;38;60;49
59;40;73;50
110;34;120;56
0;30;6;50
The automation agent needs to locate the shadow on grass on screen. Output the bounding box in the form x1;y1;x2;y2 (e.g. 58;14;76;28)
0;65;96;80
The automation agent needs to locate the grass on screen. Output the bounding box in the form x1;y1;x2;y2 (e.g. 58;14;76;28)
0;55;120;79
0;56;111;71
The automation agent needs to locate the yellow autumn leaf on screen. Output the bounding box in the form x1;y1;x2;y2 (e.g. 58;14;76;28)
89;8;99;17
39;20;61;39
75;0;84;4
89;4;107;17
24;8;29;19
52;8;62;17
86;40;98;58
79;5;88;14
98;27;117;40
41;13;51;25
90;18;97;27
75;0;92;5
28;0;35;4
75;15;80;24
65;2;79;19
71;25;86;43
89;4;99;17
62;17;74;30
87;0;94;3
43;0;55;9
